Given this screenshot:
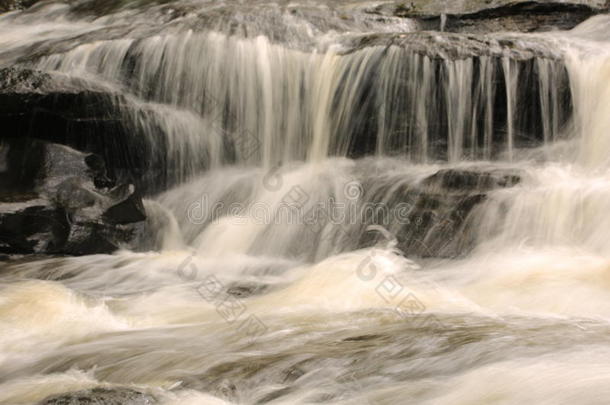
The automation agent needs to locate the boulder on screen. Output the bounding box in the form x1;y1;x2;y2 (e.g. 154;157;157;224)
0;67;165;192
0;195;69;254
38;387;156;405
0;138;146;255
360;167;522;258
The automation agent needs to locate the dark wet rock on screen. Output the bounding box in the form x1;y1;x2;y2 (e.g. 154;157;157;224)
435;3;601;34
422;168;521;192
255;387;295;404
69;0;176;16
377;0;607;16
0;138;146;255
360;167;523;258
129;200;177;252
102;184;146;225
62;221;139;255
226;282;270;298
367;0;608;34
343;30;564;60
0;195;69;254
0;67;127;173
0;0;38;13
38;387;156;405
342;334;384;342
0;67;177;192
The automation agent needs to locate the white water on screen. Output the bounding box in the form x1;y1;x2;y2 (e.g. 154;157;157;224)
1;2;610;404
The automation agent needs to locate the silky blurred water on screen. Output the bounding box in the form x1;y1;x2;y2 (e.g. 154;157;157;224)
1;2;610;404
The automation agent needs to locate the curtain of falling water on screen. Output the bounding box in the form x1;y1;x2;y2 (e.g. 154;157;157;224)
34;29;570;173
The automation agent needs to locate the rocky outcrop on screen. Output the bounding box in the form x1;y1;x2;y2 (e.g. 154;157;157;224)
367;0;608;34
343;31;564;60
0;67;174;192
0;138;146;255
360;167;522;258
422;168;521;191
38;387;156;405
0;67;127;173
0;0;38;13
432;2;601;34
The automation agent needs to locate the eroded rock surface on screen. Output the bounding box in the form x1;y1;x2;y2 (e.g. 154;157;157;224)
0;67;168;192
360;167;523;258
38;387;156;405
367;0;608;33
0;138;146;255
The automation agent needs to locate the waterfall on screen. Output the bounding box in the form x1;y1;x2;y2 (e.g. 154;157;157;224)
0;2;570;178
1;2;610;404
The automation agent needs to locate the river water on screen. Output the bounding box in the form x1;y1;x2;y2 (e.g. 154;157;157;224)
1;1;610;404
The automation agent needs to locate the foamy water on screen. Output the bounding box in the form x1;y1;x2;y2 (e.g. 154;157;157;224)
1;2;610;404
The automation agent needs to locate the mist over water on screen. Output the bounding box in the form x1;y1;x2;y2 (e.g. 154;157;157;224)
1;1;610;404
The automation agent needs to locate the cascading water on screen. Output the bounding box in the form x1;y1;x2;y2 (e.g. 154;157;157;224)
1;1;610;404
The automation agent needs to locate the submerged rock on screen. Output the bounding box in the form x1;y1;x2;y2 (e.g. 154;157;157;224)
39;387;155;405
226;282;270;298
422;168;521;192
0;138;146;255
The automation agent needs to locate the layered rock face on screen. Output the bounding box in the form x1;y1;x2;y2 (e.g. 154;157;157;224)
369;0;608;33
0;138;146;255
0;67;162;190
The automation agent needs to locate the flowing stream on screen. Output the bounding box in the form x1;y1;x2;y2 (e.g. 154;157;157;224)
1;1;610;404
